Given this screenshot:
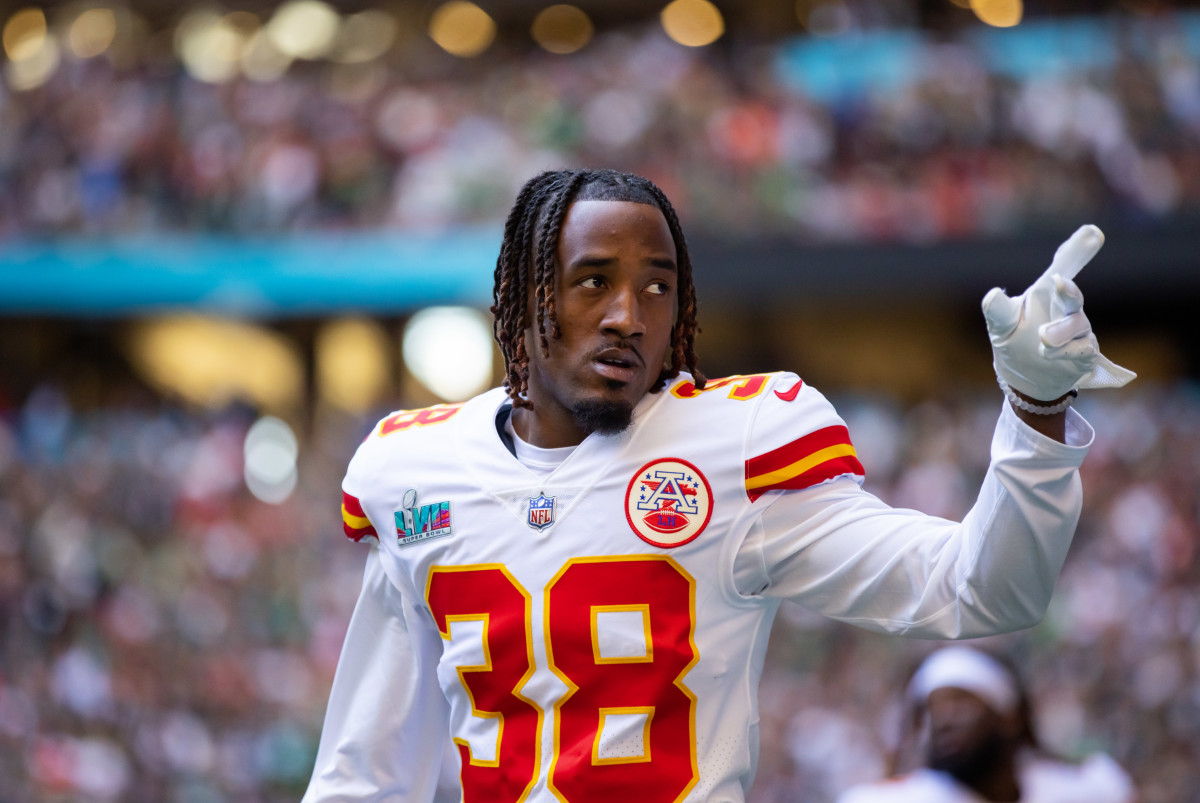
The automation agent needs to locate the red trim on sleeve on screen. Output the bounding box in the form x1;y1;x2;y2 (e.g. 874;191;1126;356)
341;491;379;542
745;425;864;502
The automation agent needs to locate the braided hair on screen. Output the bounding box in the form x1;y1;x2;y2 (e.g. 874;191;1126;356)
491;169;705;409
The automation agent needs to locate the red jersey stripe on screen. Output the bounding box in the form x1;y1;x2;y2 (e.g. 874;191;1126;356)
746;425;855;477
342;491;378;541
745;425;864;502
746;453;865;501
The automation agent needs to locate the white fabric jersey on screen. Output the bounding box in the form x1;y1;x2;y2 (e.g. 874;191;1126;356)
306;372;1094;803
836;752;1136;803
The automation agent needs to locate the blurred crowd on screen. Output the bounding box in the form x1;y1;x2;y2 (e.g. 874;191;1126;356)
1;377;1197;801
0;384;366;801
2;10;1199;242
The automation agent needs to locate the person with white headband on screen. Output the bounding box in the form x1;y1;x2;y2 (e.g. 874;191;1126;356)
837;647;1135;803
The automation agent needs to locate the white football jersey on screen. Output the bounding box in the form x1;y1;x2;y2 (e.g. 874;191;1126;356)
836;752;1136;803
307;372;1094;803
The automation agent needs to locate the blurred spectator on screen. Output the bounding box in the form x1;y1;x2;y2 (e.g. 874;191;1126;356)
2;377;1198;800
1;12;1197;241
835;646;1136;802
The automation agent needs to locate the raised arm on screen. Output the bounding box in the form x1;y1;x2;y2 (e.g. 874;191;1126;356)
745;401;1092;638
982;224;1135;440
735;226;1133;638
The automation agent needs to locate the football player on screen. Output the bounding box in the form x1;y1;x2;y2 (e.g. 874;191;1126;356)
303;169;1133;802
836;646;1136;802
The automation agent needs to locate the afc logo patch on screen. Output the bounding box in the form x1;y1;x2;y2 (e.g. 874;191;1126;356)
625;458;713;548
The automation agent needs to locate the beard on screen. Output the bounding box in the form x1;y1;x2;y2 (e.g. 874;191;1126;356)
572;394;635;436
928;728;1010;787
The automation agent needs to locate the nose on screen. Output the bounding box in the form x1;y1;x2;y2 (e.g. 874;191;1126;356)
601;286;646;338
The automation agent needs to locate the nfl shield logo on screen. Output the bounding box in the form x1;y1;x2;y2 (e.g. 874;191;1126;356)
527;493;556;531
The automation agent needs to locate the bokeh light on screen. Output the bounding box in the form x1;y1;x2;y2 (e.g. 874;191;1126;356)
428;1;495;58
266;0;341;60
240;29;291;81
972;0;1023;27
316;318;391;414
4;35;59;91
531;4;594;55
66;7;118;59
3;7;46;61
332;9;397;63
175;10;249;84
125;316;304;412
402;307;494;401
661;0;725;47
243;416;299;504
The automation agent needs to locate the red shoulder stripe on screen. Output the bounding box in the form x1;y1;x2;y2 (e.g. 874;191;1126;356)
745;425;864;502
341;491;378;542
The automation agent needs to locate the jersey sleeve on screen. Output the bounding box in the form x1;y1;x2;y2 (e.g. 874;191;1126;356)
742;374;865;501
337;421;393;545
1074;753;1137;803
303;548;449;802
341;490;379;543
740;385;1094;639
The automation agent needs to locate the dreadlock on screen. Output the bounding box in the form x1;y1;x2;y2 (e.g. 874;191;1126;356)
491;168;705;409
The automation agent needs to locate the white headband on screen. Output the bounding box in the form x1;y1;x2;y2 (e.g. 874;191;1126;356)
907;647;1019;716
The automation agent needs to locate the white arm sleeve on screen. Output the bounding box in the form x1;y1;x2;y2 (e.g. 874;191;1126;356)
303;547;448;802
742;402;1093;638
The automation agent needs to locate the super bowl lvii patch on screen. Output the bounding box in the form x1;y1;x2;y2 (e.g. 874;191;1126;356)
395;489;453;547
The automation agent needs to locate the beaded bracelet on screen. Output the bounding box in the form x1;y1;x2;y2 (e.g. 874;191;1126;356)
997;378;1077;415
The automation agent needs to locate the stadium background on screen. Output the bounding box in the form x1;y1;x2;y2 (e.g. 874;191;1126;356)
1;0;1198;800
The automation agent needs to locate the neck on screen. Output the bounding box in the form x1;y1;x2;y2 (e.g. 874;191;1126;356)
510;404;589;449
952;752;1021;802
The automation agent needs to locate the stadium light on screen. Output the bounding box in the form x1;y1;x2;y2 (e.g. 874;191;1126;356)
266;0;341;60
531;5;594;55
429;1;496;58
175;10;249;84
972;0;1022;28
241;29;292;81
3;7;46;61
66;7;117;59
660;0;724;48
125;316;304;413
316;318;391;414
244;416;299;505
331;10;398;63
4;40;59;92
402;307;495;401
3;7;63;91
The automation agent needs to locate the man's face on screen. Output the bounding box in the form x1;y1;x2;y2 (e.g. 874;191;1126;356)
518;199;679;447
926;687;1015;778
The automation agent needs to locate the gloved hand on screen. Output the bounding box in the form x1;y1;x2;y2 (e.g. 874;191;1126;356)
982;225;1136;402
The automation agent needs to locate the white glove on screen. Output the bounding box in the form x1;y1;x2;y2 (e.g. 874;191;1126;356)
982;225;1136;401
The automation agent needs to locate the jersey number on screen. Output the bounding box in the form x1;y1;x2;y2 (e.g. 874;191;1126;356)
670;373;769;401
378;404;463;436
426;557;699;803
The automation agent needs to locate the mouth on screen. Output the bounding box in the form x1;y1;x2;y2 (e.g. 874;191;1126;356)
591;347;643;384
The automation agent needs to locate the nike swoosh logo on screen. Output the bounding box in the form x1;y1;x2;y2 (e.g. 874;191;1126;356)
774;380;803;402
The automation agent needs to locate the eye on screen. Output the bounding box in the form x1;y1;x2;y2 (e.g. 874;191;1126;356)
579;276;604;289
646;280;672;296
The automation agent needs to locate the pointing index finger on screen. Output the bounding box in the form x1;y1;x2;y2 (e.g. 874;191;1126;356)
1041;224;1104;282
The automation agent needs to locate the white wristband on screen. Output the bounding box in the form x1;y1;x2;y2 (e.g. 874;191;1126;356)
998;378;1076;415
